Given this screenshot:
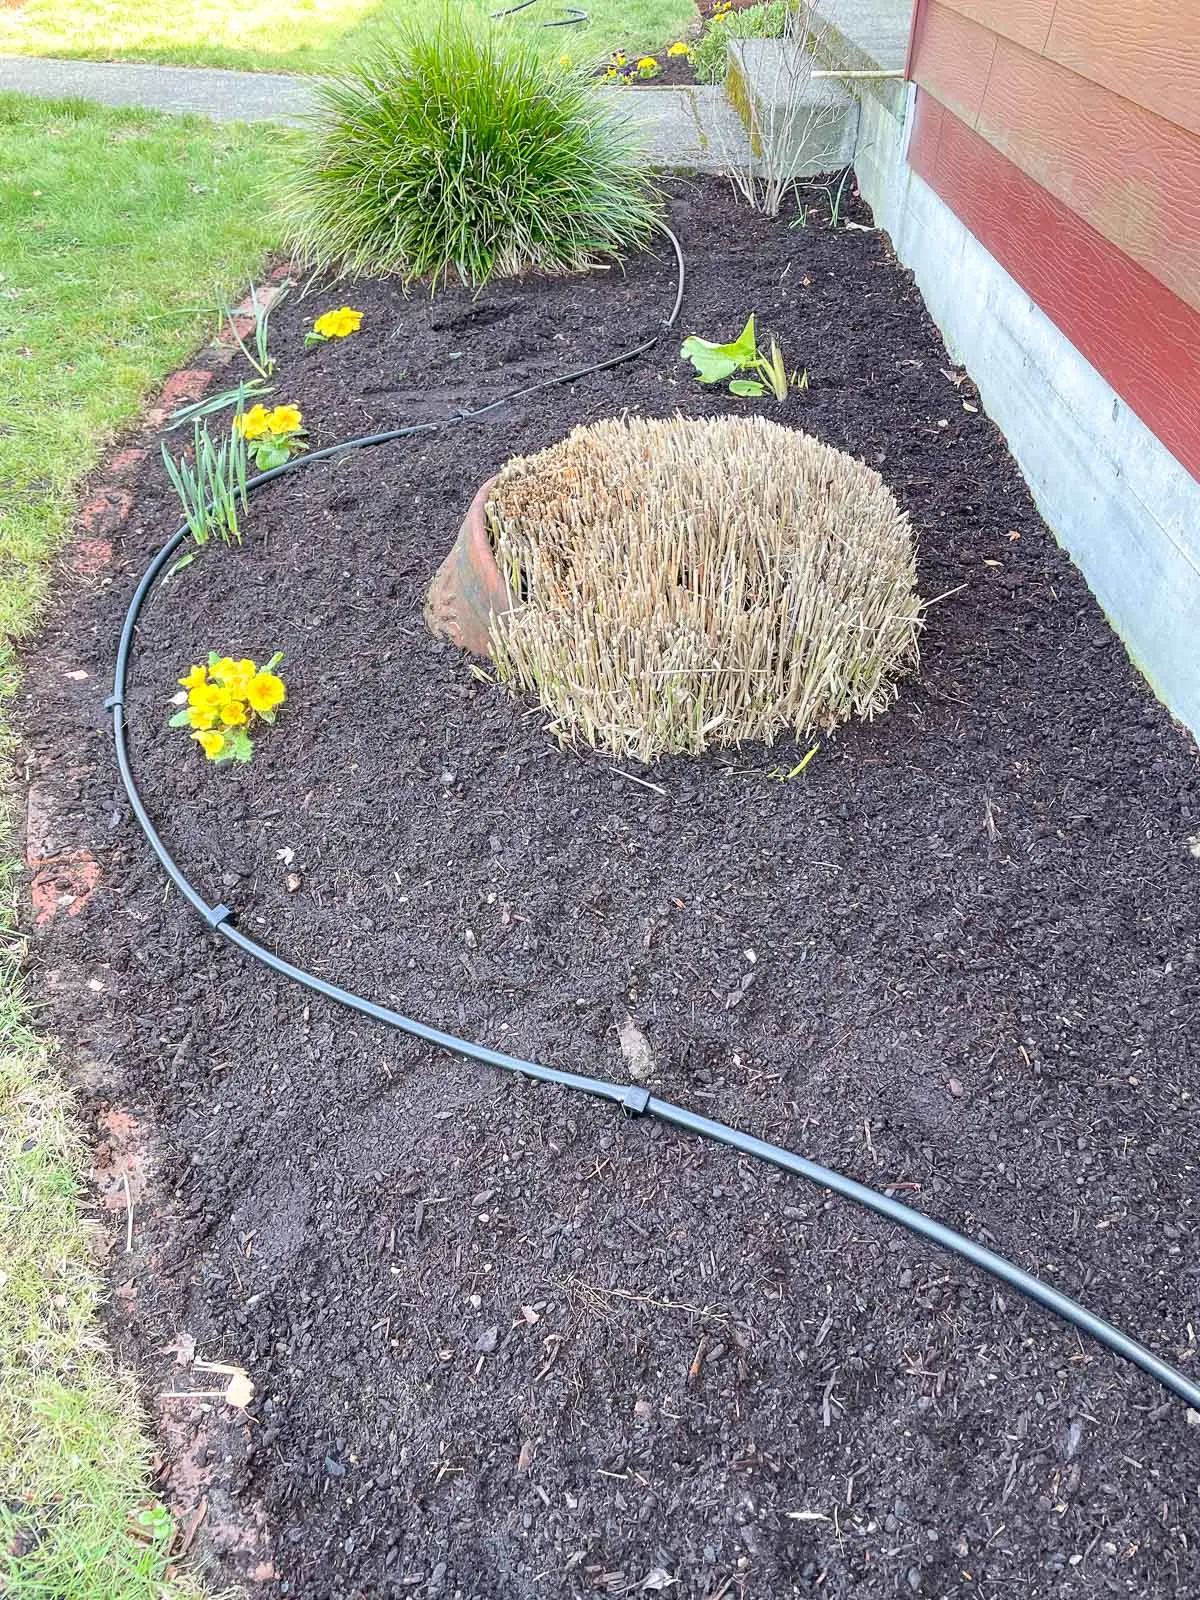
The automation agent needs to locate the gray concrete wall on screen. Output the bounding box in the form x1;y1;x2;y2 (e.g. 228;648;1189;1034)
854;88;1200;740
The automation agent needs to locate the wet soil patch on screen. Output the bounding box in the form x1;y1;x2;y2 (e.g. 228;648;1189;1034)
23;177;1200;1599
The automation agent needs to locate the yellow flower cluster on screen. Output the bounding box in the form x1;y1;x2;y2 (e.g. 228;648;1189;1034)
312;306;363;340
236;403;304;441
175;655;286;763
636;55;659;74
668;39;690;56
713;0;734;17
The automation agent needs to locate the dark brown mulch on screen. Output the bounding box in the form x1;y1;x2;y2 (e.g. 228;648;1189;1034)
23;177;1200;1600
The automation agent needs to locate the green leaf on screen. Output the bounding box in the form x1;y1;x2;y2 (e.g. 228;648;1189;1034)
304;331;326;348
160;551;196;586
227;729;254;763
167;709;192;728
680;316;758;385
728;379;765;397
207;651;220;669
766;340;788;401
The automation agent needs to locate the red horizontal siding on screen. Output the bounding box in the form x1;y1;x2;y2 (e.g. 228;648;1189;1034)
979;38;1200;313
908;93;1200;483
934;0;1053;55
1045;0;1200;137
910;4;1200;314
909;1;995;127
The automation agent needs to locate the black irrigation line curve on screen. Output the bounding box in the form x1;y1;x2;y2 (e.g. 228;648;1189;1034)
490;0;590;26
105;224;1200;1418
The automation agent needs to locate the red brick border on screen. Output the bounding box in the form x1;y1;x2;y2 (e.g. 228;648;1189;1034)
28;264;295;928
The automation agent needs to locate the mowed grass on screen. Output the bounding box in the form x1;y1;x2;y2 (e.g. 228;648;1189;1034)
0;92;281;1597
0;0;698;74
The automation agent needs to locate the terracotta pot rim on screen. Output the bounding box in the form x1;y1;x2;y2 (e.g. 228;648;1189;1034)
423;474;520;659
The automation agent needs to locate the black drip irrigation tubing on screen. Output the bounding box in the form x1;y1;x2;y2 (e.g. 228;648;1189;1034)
490;0;590;26
107;224;1200;1418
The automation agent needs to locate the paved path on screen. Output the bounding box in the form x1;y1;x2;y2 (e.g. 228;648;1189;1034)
0;53;749;168
0;54;318;122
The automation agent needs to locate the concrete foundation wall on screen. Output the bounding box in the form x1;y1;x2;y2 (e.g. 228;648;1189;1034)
854;88;1200;740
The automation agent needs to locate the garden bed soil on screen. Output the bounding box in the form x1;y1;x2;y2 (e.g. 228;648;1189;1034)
23;176;1200;1600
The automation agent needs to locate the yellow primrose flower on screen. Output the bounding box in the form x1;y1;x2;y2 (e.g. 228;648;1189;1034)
188;682;224;712
235;404;271;440
192;729;226;759
246;670;286;715
179;663;208;691
312;307;363;340
186;705;217;731
219;699;248;726
267;404;303;435
668;40;690;55
212;658;256;695
637;55;658;68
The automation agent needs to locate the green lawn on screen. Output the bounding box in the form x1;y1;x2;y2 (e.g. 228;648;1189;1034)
0;92;281;1598
0;0;699;74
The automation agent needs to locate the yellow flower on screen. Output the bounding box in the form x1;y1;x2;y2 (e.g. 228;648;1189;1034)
219;699;248;727
188;682;223;712
558;52;572;67
612;50;626;64
637;55;658;69
266;404;303;435
186;705;217;730
179;663;208;691
668;40;690;55
312;307;363;340
235;404;271;440
212;656;256;694
246;670;286;715
192;729;226;759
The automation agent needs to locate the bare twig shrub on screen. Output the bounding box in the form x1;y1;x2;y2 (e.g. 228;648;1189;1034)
485;415;923;761
721;0;853;217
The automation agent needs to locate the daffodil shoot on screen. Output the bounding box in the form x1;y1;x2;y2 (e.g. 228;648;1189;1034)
235;402;307;471
170;653;287;764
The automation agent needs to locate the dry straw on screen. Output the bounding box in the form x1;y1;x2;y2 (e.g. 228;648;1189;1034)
486;415;924;761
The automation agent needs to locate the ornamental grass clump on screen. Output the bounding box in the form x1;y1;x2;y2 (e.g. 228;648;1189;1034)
485;415;923;761
279;10;661;289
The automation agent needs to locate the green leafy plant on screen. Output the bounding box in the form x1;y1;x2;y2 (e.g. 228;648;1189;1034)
130;1502;174;1547
692;0;791;84
169;652;287;764
161;414;248;548
681;314;805;399
278;8;661;288
235;401;307;470
221;280;285;378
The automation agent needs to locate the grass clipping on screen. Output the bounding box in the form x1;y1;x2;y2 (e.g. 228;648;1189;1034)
486;415;923;761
